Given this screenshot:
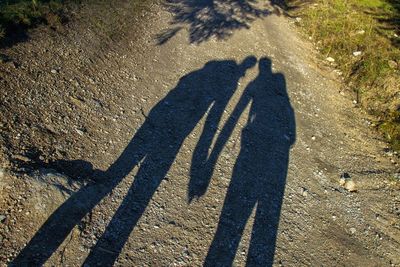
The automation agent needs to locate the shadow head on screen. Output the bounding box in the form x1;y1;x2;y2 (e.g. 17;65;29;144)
239;56;257;75
259;57;272;72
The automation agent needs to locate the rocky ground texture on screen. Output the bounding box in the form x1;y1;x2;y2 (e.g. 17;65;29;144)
0;0;399;266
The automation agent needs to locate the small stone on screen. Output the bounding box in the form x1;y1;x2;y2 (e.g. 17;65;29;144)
353;51;362;57
0;215;6;223
334;70;343;76
300;187;308;197
385;150;394;157
349;227;357;234
75;128;84;136
326;57;335;62
344;180;357;192
388;60;398;69
295;17;302;22
13;154;31;162
8;61;18;68
311;136;316;141
51;69;58;74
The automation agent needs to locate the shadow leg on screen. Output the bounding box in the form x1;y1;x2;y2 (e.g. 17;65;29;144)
204;164;256;267
245;198;281;267
11;128;150;266
83;153;176;266
246;155;288;267
11;183;113;266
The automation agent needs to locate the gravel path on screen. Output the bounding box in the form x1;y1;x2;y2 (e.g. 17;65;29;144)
0;1;399;266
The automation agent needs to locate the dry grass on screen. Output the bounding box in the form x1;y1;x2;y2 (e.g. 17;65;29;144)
285;0;400;151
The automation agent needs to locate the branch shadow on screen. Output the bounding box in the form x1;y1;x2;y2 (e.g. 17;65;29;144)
156;0;284;45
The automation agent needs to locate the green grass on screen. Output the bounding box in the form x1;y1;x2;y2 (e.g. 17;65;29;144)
285;0;400;151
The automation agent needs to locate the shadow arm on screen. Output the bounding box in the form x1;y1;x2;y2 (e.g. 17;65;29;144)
188;90;251;201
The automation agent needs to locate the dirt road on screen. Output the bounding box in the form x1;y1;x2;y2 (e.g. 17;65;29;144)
0;0;399;266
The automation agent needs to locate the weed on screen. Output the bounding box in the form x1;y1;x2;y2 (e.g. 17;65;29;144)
285;0;400;151
0;0;69;45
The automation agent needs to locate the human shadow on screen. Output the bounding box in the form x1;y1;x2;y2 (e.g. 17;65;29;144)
11;56;257;266
190;58;296;266
156;0;277;45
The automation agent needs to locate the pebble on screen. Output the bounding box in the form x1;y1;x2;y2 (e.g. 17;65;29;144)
349;227;357;234
344;180;357;192
51;69;58;74
13;154;31;162
326;57;335;62
8;61;18;68
388;60;398;69
339;173;356;192
0;214;6;223
300;187;308;197
75;128;84;136
353;51;362;57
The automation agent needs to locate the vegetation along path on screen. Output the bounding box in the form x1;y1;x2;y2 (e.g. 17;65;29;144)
0;0;399;266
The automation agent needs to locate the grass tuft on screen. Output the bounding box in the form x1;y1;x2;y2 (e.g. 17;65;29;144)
285;0;400;152
0;0;70;44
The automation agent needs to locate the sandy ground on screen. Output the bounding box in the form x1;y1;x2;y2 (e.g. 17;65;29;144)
0;0;399;266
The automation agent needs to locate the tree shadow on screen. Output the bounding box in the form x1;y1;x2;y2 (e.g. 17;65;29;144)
11;56;257;266
189;57;296;266
156;0;284;45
